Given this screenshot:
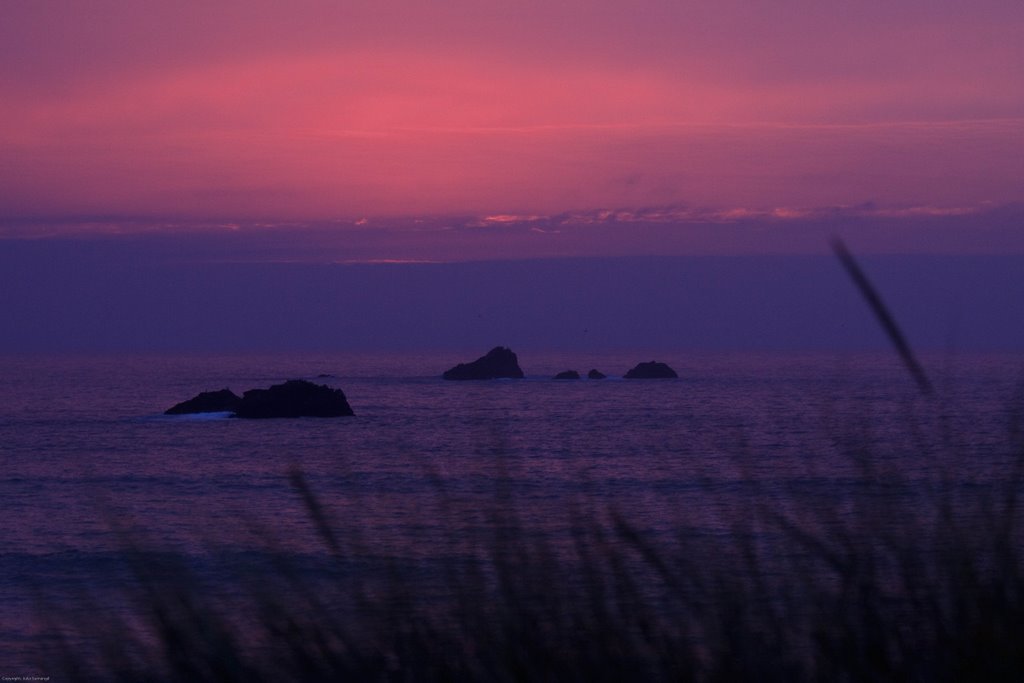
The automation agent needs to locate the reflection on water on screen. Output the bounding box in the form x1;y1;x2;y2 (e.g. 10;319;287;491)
1;350;1023;669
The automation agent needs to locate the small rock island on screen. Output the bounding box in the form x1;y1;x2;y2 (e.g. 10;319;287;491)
587;369;607;379
234;380;354;418
166;379;354;418
165;388;242;415
443;347;524;380
624;361;678;379
554;370;581;380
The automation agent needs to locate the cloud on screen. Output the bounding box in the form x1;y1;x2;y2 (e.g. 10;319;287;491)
4;203;1022;265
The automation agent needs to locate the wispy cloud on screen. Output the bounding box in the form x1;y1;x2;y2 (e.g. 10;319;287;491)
3;203;1022;264
335;258;442;265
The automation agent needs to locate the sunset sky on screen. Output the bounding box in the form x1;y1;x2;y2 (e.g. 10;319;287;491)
3;1;1021;231
2;2;1023;351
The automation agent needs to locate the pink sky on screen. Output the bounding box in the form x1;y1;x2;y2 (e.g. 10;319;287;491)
2;2;1024;352
1;1;1022;241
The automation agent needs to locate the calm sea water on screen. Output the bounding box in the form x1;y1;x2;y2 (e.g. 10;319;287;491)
2;350;1023;667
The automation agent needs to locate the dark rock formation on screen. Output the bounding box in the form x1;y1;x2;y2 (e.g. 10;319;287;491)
554;370;581;380
233;380;354;418
587;369;607;379
624;361;678;379
165;388;242;415
443;347;524;380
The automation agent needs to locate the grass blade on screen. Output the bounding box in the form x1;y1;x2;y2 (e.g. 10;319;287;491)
831;237;934;395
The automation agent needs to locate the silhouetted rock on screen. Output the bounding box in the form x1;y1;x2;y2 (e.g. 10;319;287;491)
443;347;524;380
165;388;242;415
587;369;607;379
554;370;580;380
624;361;678;379
234;380;354;418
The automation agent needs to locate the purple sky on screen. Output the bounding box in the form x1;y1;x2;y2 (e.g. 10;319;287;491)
3;237;1024;353
1;3;1022;352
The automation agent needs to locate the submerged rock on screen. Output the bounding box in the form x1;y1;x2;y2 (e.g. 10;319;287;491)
554;370;581;380
234;380;354;418
587;369;607;380
165;388;242;415
624;361;678;379
443;347;524;380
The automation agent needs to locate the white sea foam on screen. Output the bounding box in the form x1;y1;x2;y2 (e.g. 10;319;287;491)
162;411;235;421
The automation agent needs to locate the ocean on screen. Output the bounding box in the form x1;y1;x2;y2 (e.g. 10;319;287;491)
2;349;1023;671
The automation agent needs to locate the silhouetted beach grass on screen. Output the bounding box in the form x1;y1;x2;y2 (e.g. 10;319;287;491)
37;416;1024;682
